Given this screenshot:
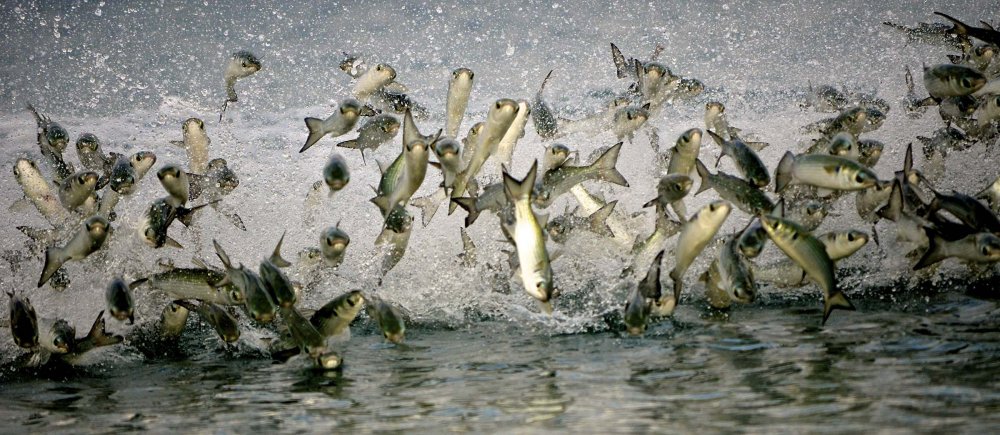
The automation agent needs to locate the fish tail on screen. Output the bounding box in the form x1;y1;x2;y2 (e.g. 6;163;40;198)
411;192;442;227
300;117;326;153
611;43;628;79
775;151;795;194
270;230;292;267
913;227;946;270
87;310;124;348
876;179;903;222
501;160;539;201
176;202;212;227
822;290;855;326
593;142;629;187
587;200;617;237
336;139;359;149
933;12;969;36
705;129;726;147
37;247;64;288
451;197;481;227
538;70;554;94
213;239;232;269
694;159;713;196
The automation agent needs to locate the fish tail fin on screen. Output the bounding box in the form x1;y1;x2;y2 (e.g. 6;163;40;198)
539;70;554;94
775;151;795;194
705;129;726;147
822;290;855;326
611;43;628;79
587;200;617;237
913;227;946;270
933;12;969;35
176;202;213;227
502;160;539;201
695;159;713;195
876;179;903;222
411;192;442;227
213;239;232;269
668;268;683;302
37;248;63;288
642;197;658;208
300;117;326;153
336;139;359;149
592;142;629;187
451;197;481;227
270;230;292;267
87;310;124;348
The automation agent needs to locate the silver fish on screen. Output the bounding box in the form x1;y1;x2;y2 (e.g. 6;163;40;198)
450;99;520;210
496;100;531;166
775;152;879;193
301;99;364;153
624;250;663;335
923;64;987;99
705;130;770;188
13;158;73;227
105;277;136;324
26;103;74;180
56;170;98;211
535;142;629;208
375;205;414;274
213;240;277;324
169;118;211;175
75;133;114;174
323;153;350;194
546;200;617;243
174;300;241;343
503;161;557;312
445;68;475;138
157;164;190;207
310;290;365;339
366;296;406;344
353;63;397;100
38;216;110;288
532;70;559;140
220;50;262;120
320;224;350;267
914;229;1000;270
668;200;731;310
694;159;774;216
336;114;400;162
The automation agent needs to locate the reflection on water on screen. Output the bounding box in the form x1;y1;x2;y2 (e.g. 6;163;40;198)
3;292;997;432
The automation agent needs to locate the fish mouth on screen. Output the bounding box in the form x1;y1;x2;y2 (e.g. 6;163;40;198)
327;180;347;191
626;325;646;336
385;332;405;344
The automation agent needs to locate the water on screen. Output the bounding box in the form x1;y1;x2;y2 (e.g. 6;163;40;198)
2;0;1000;432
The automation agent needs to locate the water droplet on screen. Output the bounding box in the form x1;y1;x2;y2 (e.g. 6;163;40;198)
95;9;102;16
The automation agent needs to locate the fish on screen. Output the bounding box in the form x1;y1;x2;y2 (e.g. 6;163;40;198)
30;310;123;367
174;300;241;344
856;179;894;223
157;164;190;207
704;102;731;139
702;234;757;309
451;182;509;227
169;118;211;175
534;142;629;208
737;219;769;258
801;107;869;138
352;63;397;100
976;93;1000;128
817;230;870;260
13;158;73;227
545;200;617;243
310;290;365;339
159;301;190;339
366;296;406;344
38;216;110;288
431;137;462;189
259;233;296;309
668;200;731;308
336;114;400;162
532;70;559;140
445;68;475;138
8;291;38;349
320;224;350;267
643;174;692;221
458;227;477;267
503;161;557;312
375;205;415;274
759;215;854;325
323;153;351;195
140;198;209;249
705;130;770;188
921;180;1000;234
372;120;433;217
75;133;114;174
774;152;879;193
220;50;262;120
278;306;333;366
55;170;98;212
213;240;277;324
611;103;650;141
665;128;703;180
449;99;520;211
923;64;987;99
137;266;244;306
370;88;428;117
460;122;486;169
694;159;774;216
105;277;136;324
631;206;683;272
624;250;663;335
914;228;1000;270
857;139;885;168
934;12;1000;47
976;174;1000;213
301;98;364;153
542;143;573;173
783;199;830;232
496;100;531;166
26;103;74;180
107;153;138;195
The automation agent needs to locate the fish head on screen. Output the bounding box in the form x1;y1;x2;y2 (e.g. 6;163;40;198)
433;138;460;160
705;101;725;114
545;216;569;243
339;98;363;119
977;234;1000;261
730;281;756;304
76;133;100;152
234;50;262;72
47;124;69;151
405;138;430;155
373;63;396;82
759;214;797;243
678;128;702;149
702;200;732;224
130;151;158;176
85;215;111;240
13;158;39;179
379;116;402;135
182;117;205;135
316;351;342;370
452;67;474;84
828;132;855;156
738;223;767;258
110;160;137;194
50;319;75;354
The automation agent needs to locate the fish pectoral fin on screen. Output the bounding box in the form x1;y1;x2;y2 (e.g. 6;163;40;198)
169;140;185;148
164;236;184;249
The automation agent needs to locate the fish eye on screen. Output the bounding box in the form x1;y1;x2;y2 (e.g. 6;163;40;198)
376;65;382;71
54;337;66;348
231;289;243;302
468;72;474;80
77;175;86;184
495;101;502;110
144;228;156;239
627;113;634;120
961;77;971;89
847;233;856;242
855;174;865;183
